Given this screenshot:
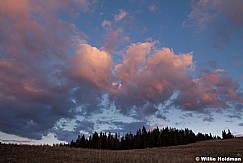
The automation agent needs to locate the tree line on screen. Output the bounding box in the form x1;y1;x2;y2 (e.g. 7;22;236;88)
67;126;233;150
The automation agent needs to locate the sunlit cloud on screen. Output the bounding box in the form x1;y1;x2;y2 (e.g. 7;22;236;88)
69;43;113;90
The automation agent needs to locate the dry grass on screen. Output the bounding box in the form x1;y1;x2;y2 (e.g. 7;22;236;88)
0;137;243;163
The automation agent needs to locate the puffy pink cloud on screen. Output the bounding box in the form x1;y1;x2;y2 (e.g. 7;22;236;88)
70;44;114;90
176;70;243;110
114;42;193;107
113;42;243;114
116;42;155;84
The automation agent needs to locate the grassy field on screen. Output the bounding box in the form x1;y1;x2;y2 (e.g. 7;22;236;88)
0;137;242;163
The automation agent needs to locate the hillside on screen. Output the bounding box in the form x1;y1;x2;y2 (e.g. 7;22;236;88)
0;137;242;163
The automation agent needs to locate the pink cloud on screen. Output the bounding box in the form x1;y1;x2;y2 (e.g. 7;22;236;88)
113;42;243;113
114;10;127;21
116;42;155;84
102;28;124;53
101;9;131;53
176;70;243;110
74;0;95;12
114;42;193;104
69;44;114;90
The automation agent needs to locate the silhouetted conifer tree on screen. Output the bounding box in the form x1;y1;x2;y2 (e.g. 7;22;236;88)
222;129;234;139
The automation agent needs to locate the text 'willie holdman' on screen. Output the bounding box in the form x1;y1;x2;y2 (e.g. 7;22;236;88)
197;156;242;162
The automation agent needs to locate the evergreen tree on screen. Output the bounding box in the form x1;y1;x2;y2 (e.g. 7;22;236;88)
222;130;227;139
91;132;99;149
142;126;148;148
222;129;234;139
227;129;234;139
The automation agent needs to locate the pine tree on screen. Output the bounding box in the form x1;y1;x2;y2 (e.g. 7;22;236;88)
222;130;227;139
142;126;148;148
228;129;234;138
222;129;234;139
91;132;99;149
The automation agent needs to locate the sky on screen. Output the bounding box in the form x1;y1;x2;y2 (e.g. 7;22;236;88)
0;0;243;144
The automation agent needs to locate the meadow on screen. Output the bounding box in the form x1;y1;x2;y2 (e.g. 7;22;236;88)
0;137;242;163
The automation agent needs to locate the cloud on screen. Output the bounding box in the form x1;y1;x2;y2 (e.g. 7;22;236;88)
102;28;124;53
108;121;147;134
183;0;216;33
228;115;242;120
0;0;96;140
74;0;96;13
69;43;113;90
101;9;131;53
239;123;243;126
111;42;243;117
156;114;169;121
176;70;243;111
101;20;112;29
54;120;95;141
149;4;160;14
114;10;127;21
203;116;214;122
180;113;193;119
149;5;157;12
0;139;33;144
115;43;193;100
111;42;194;117
184;0;243;44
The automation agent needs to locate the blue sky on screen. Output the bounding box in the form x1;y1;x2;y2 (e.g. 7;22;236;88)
0;0;243;144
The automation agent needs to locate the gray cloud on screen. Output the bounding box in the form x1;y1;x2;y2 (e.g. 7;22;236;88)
184;0;243;45
108;121;147;134
156;114;168;120
180;113;193;120
228;115;242;120
54;120;95;141
203;116;215;122
0;0;95;140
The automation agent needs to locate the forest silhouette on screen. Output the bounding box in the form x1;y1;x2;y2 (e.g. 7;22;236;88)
66;126;234;150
